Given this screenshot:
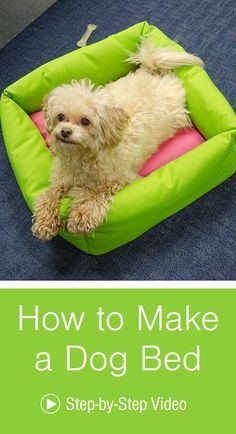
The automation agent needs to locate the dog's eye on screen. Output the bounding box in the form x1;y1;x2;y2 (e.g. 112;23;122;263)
81;118;90;126
58;113;65;122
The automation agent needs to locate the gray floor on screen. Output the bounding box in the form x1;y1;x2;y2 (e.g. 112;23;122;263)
0;0;57;48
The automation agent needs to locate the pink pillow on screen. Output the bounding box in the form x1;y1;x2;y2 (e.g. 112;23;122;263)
139;128;205;176
30;111;205;176
30;111;51;149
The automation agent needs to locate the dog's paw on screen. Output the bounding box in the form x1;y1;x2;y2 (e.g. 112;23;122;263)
67;212;98;235
31;215;63;241
67;201;108;235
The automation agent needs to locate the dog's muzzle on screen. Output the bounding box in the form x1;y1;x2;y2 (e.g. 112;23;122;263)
61;128;72;139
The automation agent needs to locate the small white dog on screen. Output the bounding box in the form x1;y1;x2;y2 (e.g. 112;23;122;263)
32;38;203;241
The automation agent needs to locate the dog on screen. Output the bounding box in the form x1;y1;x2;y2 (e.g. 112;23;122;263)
32;38;203;241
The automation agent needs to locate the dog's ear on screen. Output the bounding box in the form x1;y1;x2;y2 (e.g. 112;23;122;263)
99;106;128;147
42;94;53;133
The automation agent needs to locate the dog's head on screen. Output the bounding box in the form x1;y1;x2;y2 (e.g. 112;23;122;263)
43;79;128;154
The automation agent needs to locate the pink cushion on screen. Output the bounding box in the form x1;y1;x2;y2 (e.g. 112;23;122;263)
30;111;51;148
30;111;205;176
139;128;205;176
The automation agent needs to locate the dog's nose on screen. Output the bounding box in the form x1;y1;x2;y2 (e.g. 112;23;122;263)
61;128;72;139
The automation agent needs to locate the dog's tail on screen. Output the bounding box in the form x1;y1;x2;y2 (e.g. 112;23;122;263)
126;38;204;71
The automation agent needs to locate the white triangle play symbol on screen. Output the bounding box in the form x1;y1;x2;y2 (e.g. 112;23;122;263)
46;398;57;410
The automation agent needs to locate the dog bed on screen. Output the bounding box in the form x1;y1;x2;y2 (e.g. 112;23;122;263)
1;21;236;255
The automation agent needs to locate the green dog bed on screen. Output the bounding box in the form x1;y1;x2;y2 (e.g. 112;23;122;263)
1;21;236;255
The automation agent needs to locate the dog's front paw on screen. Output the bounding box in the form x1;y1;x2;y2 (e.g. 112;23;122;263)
67;200;108;235
67;210;98;235
32;215;63;241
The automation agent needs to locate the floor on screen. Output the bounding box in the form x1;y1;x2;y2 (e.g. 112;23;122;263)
0;0;57;48
0;0;235;280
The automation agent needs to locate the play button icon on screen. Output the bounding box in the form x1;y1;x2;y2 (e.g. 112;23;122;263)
40;394;61;414
46;398;57;410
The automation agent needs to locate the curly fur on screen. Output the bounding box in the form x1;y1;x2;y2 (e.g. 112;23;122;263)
32;38;203;240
